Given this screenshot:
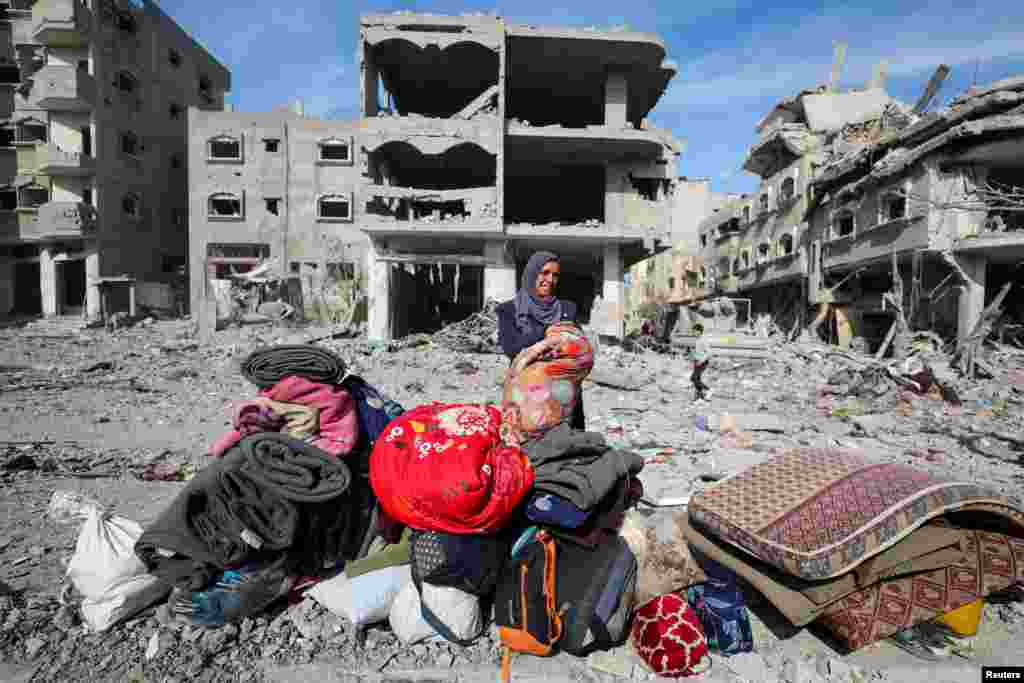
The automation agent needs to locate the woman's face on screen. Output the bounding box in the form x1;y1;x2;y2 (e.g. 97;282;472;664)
534;260;561;298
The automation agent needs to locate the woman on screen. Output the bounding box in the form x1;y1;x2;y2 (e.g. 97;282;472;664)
496;251;585;430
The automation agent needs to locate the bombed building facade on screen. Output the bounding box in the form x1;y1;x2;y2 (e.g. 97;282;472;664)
695;74;1024;351
190;12;684;341
0;0;229;321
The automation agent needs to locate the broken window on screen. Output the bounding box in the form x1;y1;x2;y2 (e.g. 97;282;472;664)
740;251;750;270
169;103;183;120
115;70;137;94
18;185;47;209
0;189;17;211
16;120;46;144
265;198;279;215
881;192;907;221
779;234;795;255
759;193;770;212
208;192;243;219
780;177;795;202
121;193;140;218
168;49;182;68
630;177;660;202
121;131;140;156
77;59;89;73
264;138;280;153
318;139;351;163
198;75;213;102
208;243;268;259
758;243;771;263
833;210;855;238
82;188;92;206
0;65;20;85
317;194;351;221
208;135;241;161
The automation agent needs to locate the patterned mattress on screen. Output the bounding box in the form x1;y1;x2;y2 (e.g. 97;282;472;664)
689;448;1024;580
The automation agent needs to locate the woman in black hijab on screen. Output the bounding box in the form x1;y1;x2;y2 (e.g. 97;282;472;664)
496;251;585;430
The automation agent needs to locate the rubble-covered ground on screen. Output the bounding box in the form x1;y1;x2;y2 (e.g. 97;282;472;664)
1;316;1023;683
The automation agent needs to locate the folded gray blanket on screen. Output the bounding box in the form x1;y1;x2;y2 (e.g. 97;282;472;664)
240;344;346;389
235;432;351;503
525;423;644;512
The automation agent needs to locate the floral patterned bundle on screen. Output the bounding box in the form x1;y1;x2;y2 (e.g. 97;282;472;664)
500;322;594;447
369;403;534;535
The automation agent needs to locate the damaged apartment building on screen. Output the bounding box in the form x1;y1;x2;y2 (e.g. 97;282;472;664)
699;69;1024;351
189;12;683;341
0;0;229;321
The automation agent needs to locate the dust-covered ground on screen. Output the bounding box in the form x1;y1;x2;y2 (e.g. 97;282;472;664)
1;316;1023;683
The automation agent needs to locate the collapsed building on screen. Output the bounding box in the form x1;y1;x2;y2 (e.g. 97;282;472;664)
697;72;1024;351
189;12;684;341
0;0;229;322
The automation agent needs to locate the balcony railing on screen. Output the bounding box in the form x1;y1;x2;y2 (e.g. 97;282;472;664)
32;64;95;112
22;201;96;239
37;143;95;176
31;0;93;47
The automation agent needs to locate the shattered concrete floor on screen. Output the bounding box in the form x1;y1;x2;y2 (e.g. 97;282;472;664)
1;317;1023;682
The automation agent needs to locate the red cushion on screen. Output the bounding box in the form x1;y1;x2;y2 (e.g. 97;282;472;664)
632;593;711;678
370;403;534;535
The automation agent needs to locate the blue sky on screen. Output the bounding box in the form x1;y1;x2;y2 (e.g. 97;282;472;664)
160;0;1024;195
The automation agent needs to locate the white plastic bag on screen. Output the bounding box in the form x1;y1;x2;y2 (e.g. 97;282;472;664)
307;564;410;628
420;582;483;642
66;506;170;631
389;581;443;645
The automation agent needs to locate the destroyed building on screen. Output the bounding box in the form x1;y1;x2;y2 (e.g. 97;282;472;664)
190;12;683;340
624;177;733;325
0;0;229;321
698;73;1024;351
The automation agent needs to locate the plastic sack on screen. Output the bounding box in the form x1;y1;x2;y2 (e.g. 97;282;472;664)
389;581;443;645
419;581;483;644
307;564;410;628
67;506;169;631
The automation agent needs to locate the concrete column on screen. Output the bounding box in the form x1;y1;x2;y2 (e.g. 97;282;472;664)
84;249;100;321
483;240;516;304
366;242;391;342
956;254;986;342
602;243;624;338
39;247;57;317
604;69;629;128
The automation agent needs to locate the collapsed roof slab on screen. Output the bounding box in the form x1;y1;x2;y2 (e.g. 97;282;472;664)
506;30;675;125
505;124;673;165
800;88;893;134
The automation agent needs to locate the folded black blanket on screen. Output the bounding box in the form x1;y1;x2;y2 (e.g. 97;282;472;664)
240;344;346;389
525;423;645;512
220;463;298;551
234;432;351;503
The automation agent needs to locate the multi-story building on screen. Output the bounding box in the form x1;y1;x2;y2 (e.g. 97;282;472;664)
190;12;683;341
624;177;732;321
699;77;1024;350
0;0;229;320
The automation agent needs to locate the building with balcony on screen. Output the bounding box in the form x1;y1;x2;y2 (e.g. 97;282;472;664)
189;12;682;341
0;0;229;320
698;74;1024;352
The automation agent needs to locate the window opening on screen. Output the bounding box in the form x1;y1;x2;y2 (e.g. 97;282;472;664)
208;136;240;160
318;140;350;162
208;193;242;218
264;139;280;153
318;195;351;220
834;211;854;238
122;193;139;217
781;177;795;202
265;198;279;215
121;132;139;156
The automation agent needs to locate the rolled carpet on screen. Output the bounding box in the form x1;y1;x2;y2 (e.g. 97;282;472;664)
236;432;351;503
240;344;346;389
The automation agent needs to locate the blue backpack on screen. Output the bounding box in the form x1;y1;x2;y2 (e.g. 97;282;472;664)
342;374;405;450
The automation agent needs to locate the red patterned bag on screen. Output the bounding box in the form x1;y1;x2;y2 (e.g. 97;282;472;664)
369;403;534;535
631;593;711;678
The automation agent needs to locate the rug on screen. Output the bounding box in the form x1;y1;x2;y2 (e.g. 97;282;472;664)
688;447;1024;580
820;528;1024;650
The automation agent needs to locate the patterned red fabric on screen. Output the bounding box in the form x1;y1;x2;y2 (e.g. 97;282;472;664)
820;528;1024;651
631;593;711;678
369;403;534;535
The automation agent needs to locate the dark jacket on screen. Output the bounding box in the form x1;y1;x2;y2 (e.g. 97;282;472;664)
496;299;585;430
